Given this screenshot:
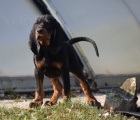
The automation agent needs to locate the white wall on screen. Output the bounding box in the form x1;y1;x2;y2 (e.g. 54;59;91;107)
47;0;140;75
1;0;140;77
0;0;41;76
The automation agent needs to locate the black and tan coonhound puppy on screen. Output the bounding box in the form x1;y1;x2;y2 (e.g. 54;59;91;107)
28;14;101;108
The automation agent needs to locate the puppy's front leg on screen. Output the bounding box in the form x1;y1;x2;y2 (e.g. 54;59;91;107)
29;68;44;108
44;78;62;106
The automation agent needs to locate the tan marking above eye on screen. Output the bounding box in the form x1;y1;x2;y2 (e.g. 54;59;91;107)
46;19;50;23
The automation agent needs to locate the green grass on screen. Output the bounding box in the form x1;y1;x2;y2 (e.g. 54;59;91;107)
0;102;138;120
4;89;16;95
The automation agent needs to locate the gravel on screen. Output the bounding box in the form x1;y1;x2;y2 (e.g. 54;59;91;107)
0;90;140;109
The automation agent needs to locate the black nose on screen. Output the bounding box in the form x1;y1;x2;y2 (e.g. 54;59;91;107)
37;28;43;33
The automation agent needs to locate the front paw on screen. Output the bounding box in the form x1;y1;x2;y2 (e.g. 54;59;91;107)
29;101;43;108
44;101;54;106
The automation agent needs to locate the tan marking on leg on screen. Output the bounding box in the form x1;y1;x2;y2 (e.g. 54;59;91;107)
49;78;62;104
35;61;46;68
61;88;71;102
80;81;96;103
71;72;97;104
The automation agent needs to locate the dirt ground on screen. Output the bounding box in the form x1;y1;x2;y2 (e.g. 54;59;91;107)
0;92;140;109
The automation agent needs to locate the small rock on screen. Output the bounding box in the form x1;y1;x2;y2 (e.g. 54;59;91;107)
20;94;27;99
104;77;138;112
120;77;136;96
102;112;110;118
6;95;16;99
0;93;5;98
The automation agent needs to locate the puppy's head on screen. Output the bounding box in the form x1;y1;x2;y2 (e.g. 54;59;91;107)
35;15;56;46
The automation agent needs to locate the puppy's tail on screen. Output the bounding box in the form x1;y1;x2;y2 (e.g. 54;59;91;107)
67;37;99;57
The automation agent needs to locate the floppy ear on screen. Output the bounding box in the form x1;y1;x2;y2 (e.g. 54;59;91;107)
28;28;40;55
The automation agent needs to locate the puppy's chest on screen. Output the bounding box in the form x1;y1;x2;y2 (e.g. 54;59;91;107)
51;61;62;69
35;57;63;69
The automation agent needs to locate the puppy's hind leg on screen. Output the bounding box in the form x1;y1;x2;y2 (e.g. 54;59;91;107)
61;68;71;102
70;67;101;108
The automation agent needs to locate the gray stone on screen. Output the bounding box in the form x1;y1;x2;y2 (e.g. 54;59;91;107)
104;77;138;112
0;93;5;98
